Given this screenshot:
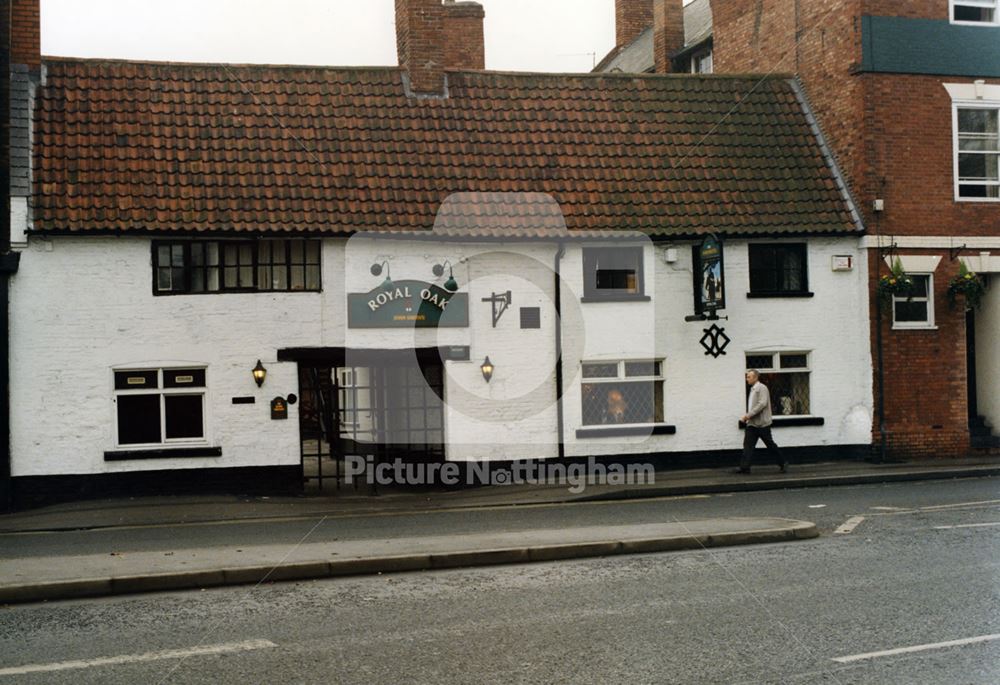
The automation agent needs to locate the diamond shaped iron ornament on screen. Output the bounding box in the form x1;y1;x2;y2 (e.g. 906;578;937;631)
700;324;731;358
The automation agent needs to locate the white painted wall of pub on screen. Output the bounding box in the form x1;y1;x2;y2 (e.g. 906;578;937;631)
8;233;873;478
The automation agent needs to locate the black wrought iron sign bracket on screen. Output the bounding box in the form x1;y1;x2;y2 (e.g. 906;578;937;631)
482;290;513;328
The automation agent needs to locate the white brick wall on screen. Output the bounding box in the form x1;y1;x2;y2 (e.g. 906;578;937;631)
975;285;1000;431
8;233;873;477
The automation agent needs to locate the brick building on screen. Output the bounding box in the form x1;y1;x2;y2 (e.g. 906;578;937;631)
607;0;1000;457
3;0;875;507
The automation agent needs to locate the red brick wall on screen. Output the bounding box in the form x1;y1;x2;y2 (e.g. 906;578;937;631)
443;2;485;71
10;0;39;69
616;0;653;48
869;251;972;457
396;0;445;94
652;0;684;74
862;74;1000;237
863;0;946;20
713;0;866;203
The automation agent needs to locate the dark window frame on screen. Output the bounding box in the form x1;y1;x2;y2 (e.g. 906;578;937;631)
747;243;812;297
152;239;323;296
581;246;649;302
113;366;209;448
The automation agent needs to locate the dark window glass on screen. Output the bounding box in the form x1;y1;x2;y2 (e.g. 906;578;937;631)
582;362;619;379
749;244;808;294
581;381;662;426
583;247;644;297
780;354;808;369
165;395;204;439
745;355;774;370
114;370;159;390
757;372;810;415
954;5;994;21
625;361;661;377
117;394;162;445
164;369;207;388
894;300;929;322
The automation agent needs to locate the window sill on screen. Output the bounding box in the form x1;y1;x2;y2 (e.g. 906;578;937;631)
580;295;651;303
891;325;938;331
738;417;825;429
746;291;814;299
104;446;223;461
576;424;676;438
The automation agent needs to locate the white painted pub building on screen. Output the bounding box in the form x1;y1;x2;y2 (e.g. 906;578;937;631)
3;0;874;506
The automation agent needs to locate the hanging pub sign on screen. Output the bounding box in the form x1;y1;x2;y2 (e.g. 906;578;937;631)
348;280;469;328
696;234;726;315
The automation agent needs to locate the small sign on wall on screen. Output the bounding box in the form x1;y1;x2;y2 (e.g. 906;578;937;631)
270;397;288;420
832;255;853;271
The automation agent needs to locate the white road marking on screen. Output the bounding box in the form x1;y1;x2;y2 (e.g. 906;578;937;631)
933;522;1000;530
870;506;907;511
832;633;1000;663
834;515;865;535
808;504;826;509
919;499;1000;511
0;639;277;677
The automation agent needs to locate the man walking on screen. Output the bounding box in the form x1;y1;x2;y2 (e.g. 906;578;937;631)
737;369;787;474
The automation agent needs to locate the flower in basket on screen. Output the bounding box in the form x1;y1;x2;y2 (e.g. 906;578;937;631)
948;261;987;309
877;257;914;300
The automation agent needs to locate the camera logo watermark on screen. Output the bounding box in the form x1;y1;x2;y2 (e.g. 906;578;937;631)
345;456;655;494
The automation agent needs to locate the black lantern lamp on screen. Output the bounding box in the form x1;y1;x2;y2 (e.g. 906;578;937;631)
370;260;393;289
252;359;267;387
480;356;494;383
432;261;459;292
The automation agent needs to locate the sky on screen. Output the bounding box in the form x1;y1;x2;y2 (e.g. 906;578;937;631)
41;0;619;73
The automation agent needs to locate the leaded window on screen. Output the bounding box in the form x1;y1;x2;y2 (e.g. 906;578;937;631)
745;353;811;416
581;360;663;426
153;240;322;295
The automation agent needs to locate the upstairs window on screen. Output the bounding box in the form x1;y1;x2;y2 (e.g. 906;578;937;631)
952;0;998;23
748;244;810;296
582;247;646;301
690;49;713;74
956;106;1000;200
153;240;321;295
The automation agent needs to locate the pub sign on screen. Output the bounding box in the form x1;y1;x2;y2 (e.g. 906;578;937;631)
348;280;469;328
697;234;725;315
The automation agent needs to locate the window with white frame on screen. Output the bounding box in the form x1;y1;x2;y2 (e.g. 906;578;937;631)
892;274;935;328
582;247;646;300
581;360;663;426
690;49;713;74
114;367;207;446
951;0;998;23
955;105;1000;199
745;353;811;416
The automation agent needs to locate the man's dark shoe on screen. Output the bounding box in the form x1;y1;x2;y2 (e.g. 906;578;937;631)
779;464;788;474
732;468;751;475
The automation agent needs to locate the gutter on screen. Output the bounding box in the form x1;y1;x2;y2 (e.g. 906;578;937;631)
554;243;566;460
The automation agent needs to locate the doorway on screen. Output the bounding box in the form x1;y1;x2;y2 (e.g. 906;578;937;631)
297;354;445;491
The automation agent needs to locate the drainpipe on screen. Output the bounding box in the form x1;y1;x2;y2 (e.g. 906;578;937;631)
554;242;566;459
0;253;17;511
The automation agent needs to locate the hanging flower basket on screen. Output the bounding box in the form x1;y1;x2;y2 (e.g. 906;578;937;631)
877;257;914;301
948;261;987;309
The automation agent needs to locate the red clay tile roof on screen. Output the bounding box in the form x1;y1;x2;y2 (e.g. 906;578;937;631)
32;58;857;237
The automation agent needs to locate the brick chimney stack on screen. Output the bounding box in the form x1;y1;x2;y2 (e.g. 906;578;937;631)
443;1;485;71
9;0;41;70
653;0;684;74
615;0;653;48
396;0;485;96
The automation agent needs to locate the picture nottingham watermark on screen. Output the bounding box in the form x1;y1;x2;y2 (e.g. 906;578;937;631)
345;456;655;494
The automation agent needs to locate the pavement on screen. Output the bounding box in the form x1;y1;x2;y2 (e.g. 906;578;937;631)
0;456;997;604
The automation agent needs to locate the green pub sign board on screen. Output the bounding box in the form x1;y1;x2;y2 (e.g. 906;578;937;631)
697;234;725;314
348;280;469;328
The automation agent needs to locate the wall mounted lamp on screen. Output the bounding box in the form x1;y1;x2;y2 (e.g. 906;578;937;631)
432;261;459;292
252;359;267;387
370;260;393;288
480;356;494;383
